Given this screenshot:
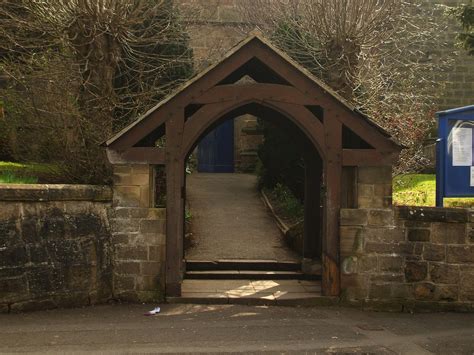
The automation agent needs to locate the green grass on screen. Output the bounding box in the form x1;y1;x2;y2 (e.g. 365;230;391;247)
0;171;38;184
264;183;304;224
393;174;474;208
0;161;59;184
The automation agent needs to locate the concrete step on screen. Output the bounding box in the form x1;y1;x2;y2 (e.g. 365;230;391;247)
184;270;321;280
168;279;334;306
185;259;302;272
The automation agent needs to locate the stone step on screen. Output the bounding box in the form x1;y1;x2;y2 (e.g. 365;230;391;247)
167;295;337;306
185;259;303;272
184;270;321;280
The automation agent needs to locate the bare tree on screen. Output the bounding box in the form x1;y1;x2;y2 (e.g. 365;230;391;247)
0;0;193;183
238;0;453;172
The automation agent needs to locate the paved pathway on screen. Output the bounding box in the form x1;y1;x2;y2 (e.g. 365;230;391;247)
185;173;298;261
1;304;473;353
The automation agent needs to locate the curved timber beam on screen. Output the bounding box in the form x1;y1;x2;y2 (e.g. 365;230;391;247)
180;99;326;160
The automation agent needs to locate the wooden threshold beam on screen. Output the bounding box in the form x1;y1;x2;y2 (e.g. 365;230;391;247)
342;149;398;166
106;147;165;164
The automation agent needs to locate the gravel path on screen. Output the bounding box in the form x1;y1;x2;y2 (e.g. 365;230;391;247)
185;173;299;261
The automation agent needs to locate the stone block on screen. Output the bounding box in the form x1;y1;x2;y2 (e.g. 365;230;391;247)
0;276;27;296
391;283;412;299
429;263;459;284
139;186;150;208
340;274;369;300
374;184;392;197
131;174;150;187
0;246;28;267
431;223;466;244
0;220;19;247
358;256;378;272
112;173;132;186
365;242;413;255
9;299;57;313
434;285;459;302
112;232;136;245
113;207;131;219
340;227;363;256
141;232;165;246
446;245;474;263
368;209;394;226
378;256;403;272
370;273;404;283
405;261;428;282
0;203;21;219
369;283;392;299
445;209;468;223
423;244;445;261
115;275;135;291
396;206;446;222
357;184;374;197
364;227;405;243
140;261;161;276
129;208;150;219
358;166;392;184
136;275;159;292
404;221;431;228
147;208;166;220
414;282;435;300
114;165;132;175
459;269;474;301
382;196;392;208
407;229;430;242
468;226;474;244
148;245;164;261
116;262;140;275
139;219;164;234
110;217;139;234
340;209;367;226
116;245;148;261
113;186;141;207
131;165;150;175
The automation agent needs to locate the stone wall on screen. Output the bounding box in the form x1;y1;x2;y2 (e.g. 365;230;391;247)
357;166;393;208
111;165;166;302
0;184;113;313
340;206;474;311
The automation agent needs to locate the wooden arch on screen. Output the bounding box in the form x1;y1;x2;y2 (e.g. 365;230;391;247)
105;33;401;297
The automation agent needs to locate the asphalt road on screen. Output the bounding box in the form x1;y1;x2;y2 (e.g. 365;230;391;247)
0;304;473;354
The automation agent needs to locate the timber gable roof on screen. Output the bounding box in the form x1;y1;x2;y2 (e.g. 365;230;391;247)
105;32;401;151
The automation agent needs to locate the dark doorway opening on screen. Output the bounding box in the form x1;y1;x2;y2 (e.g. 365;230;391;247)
183;103;324;287
197;119;235;173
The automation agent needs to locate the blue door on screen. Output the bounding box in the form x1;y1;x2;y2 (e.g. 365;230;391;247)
197;119;234;173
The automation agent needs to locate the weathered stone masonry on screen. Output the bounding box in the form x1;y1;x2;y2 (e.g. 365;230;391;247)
111;164;166;303
341;206;474;311
0;184;113;313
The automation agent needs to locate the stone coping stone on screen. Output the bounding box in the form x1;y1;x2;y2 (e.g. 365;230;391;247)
395;206;470;223
0;184;112;202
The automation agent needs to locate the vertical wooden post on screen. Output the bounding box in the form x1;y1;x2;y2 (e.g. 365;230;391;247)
303;153;322;258
322;112;342;296
165;112;185;297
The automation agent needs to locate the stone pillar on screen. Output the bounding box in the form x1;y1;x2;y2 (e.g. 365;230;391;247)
111;164;166;302
357;166;392;208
